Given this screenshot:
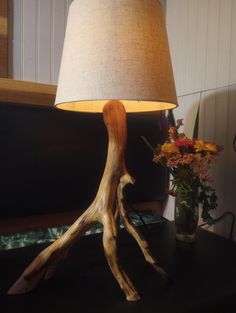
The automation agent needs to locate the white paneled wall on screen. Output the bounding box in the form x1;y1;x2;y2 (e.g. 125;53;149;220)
166;0;236;96
165;0;236;238
12;0;73;84
198;85;236;237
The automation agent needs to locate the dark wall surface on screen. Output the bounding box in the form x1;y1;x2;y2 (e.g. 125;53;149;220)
0;102;168;218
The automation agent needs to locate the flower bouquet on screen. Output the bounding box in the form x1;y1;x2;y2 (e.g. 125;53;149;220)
145;119;223;242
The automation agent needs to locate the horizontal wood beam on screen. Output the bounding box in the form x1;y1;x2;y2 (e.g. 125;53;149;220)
0;78;56;107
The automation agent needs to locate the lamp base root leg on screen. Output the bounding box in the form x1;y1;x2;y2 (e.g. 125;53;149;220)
8;101;167;301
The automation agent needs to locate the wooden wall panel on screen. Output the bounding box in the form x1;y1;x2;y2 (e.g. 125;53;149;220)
204;0;220;90
0;0;8;77
21;0;37;81
183;0;198;94
167;0;236;97
165;0;178;93
38;0;51;83
198;90;216;141
51;0;66;84
216;0;232;88
12;0;72;84
198;85;236;238
230;1;236;84
173;0;188;95
194;0;208;93
226;87;236;213
12;0;22;79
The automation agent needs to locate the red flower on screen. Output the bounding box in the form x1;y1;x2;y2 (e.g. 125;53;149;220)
175;139;195;148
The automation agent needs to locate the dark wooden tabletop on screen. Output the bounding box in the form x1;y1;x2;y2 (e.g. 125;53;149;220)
0;221;236;313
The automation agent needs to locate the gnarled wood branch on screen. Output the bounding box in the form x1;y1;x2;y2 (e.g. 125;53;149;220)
8;100;167;301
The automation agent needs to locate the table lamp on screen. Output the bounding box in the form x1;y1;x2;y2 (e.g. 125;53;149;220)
8;0;177;301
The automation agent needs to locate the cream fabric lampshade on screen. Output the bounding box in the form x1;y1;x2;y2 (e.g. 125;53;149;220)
55;0;177;113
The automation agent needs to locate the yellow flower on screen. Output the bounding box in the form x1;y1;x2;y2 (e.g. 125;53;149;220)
194;140;205;151
161;143;179;153
194;140;218;153
204;143;218;153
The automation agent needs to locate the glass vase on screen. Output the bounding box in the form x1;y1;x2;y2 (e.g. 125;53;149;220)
174;187;199;243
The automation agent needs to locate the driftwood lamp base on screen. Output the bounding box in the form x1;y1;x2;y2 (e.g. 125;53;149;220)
8;100;167;301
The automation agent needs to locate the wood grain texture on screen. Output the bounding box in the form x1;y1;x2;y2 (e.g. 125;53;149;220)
0;78;56;106
0;0;8;77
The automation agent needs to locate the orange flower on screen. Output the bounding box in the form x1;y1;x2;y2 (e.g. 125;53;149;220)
168;127;178;139
161;143;179;154
194;140;218;153
204;143;218;153
194;140;205;151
